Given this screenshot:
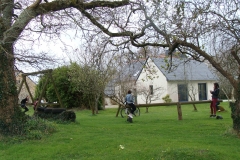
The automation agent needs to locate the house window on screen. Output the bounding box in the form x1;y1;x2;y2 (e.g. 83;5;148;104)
198;83;207;100
149;85;153;95
178;84;188;102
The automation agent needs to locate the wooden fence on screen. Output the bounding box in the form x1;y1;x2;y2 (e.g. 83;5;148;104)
116;100;223;120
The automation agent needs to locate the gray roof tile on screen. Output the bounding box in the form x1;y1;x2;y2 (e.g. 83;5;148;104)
152;57;216;81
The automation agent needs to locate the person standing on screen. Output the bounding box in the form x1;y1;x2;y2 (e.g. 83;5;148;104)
125;90;136;118
33;98;39;111
210;83;220;117
21;96;29;113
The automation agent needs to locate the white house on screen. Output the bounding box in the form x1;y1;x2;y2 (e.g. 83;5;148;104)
105;56;217;104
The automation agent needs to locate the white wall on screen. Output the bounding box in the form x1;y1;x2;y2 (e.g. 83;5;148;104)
136;58;168;104
166;82;178;102
167;80;216;102
135;58;216;104
206;81;216;99
114;57;217;104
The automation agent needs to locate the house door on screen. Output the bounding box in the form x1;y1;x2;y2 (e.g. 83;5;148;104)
178;84;188;102
198;83;207;100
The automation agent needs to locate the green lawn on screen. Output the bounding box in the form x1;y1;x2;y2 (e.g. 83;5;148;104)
0;102;239;160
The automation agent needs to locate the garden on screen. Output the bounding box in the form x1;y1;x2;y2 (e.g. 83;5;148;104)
0;102;239;160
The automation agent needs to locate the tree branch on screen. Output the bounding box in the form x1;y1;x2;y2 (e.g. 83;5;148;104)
2;0;130;45
28;0;42;8
176;39;238;88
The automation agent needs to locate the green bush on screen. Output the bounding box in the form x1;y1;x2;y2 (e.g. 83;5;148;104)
57;111;76;122
22;117;56;140
0;110;28;136
0;115;56;142
34;110;76;122
162;94;172;103
35;63;105;110
26;116;56;134
35;66;81;108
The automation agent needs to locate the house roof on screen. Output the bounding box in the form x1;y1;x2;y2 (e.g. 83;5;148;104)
118;59;146;82
119;57;216;82
104;57;216;96
152;57;216;81
104;59;146;96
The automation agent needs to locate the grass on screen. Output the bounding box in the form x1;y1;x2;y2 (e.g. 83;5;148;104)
0;102;240;160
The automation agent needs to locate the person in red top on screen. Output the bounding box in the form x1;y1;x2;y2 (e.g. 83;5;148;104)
209;83;220;118
33;98;39;111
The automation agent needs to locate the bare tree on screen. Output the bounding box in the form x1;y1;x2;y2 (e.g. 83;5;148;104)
68;39;120;114
107;0;240;132
68;63;105;115
210;50;238;101
182;61;199;111
0;0;130;133
111;70;137;105
1;0;240;134
137;85;164;113
97;0;240;131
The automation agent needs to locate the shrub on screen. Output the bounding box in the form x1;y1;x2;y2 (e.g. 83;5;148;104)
35;66;82;109
34;108;76;122
57;111;76;122
25;117;56;137
0;116;56;142
162;94;172;103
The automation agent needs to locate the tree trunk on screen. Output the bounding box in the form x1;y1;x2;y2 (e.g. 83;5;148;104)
192;104;197;111
230;101;240;133
91;107;95;115
231;88;235;101
145;107;149;113
0;45;22;130
95;95;99;114
0;0;26;135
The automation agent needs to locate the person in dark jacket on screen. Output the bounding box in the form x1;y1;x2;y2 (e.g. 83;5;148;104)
21;96;29;113
209;83;220;117
125;90;136;118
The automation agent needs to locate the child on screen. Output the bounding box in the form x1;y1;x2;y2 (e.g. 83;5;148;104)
21;96;29;113
33;98;39;111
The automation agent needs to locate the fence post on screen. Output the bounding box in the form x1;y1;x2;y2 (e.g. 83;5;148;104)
177;102;182;120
